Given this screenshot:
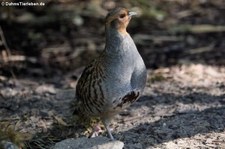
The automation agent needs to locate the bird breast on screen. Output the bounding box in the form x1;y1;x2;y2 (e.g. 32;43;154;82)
101;35;145;104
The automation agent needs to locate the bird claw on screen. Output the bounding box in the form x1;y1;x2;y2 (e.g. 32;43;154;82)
89;131;99;138
89;124;103;138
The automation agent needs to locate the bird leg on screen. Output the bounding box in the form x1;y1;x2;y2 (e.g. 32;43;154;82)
102;120;114;140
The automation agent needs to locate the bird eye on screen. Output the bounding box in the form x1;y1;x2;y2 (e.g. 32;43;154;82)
119;14;126;18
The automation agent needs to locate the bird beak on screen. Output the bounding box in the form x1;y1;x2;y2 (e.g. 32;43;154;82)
128;11;137;17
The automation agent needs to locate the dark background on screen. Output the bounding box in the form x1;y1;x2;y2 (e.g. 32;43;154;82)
1;0;224;79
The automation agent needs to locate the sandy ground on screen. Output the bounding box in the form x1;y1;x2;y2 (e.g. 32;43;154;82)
0;64;225;149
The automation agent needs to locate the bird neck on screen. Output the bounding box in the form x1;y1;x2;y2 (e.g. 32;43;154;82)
105;27;129;54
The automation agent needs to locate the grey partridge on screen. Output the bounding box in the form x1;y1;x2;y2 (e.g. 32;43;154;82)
74;7;147;140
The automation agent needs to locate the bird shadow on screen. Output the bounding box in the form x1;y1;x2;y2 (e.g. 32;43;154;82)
115;92;225;148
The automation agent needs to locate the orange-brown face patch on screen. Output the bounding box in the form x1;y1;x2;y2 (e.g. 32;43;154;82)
105;7;131;34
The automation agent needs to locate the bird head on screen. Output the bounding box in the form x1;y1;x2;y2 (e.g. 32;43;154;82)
105;7;137;34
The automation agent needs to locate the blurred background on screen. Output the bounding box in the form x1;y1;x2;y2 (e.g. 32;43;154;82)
0;0;225;148
1;0;224;79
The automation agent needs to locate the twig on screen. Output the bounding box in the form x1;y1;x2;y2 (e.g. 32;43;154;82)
0;26;16;79
0;26;11;56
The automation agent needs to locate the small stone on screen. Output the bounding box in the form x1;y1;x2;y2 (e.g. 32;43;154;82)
35;85;56;94
52;137;124;149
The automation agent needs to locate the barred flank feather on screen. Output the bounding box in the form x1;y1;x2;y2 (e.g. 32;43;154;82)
72;7;147;140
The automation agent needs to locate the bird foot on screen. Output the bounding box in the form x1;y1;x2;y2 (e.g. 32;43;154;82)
89;124;103;138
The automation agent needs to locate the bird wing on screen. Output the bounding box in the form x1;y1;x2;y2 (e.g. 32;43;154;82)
75;59;106;115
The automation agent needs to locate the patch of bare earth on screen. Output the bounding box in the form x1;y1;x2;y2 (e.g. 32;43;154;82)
0;64;225;148
114;64;225;148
